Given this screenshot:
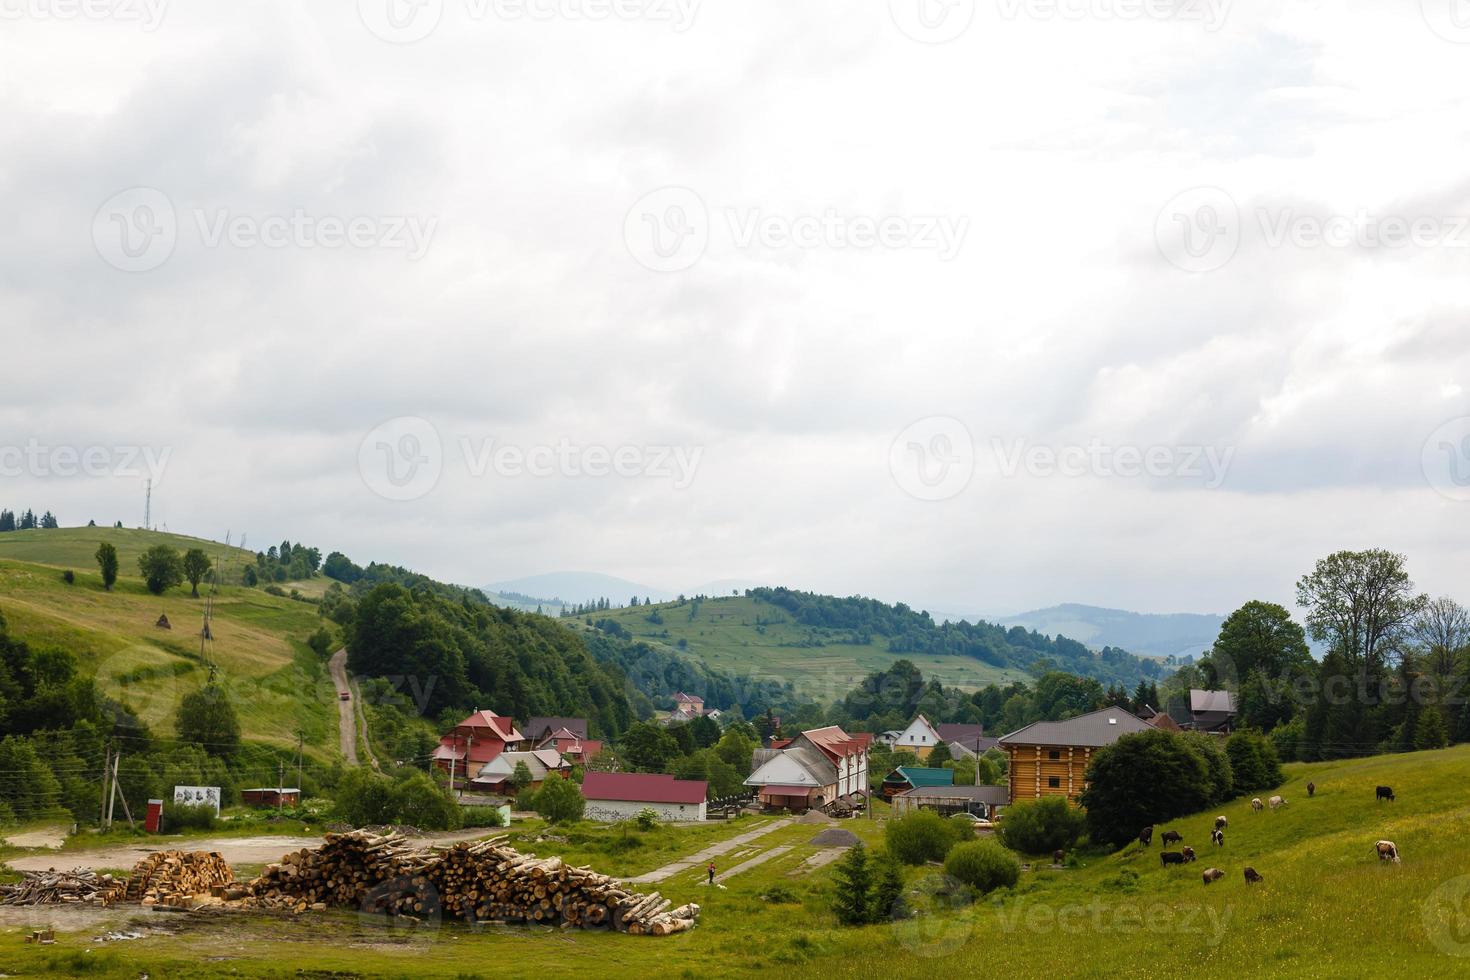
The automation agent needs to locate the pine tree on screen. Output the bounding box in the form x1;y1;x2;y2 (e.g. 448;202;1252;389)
869;850;906;922
0;509;14;532
830;842;872;925
1415;706;1449;751
39;511;58;529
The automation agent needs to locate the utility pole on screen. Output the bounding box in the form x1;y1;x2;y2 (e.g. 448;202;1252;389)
278;761;285;815
295;729;305;792
461;733;473;800
448;735;457;797
144;479;151;531
99;744;112;829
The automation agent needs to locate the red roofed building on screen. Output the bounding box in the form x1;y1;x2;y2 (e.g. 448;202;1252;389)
432;710;524;786
534;727;604;765
582;771;708;822
745;725;870;812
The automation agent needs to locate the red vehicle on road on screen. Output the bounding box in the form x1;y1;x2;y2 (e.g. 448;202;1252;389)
338;691;351;701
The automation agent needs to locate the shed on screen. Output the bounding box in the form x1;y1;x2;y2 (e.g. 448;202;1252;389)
582;772;708;823
241;787;301;807
891;784;1010;819
881;766;954;799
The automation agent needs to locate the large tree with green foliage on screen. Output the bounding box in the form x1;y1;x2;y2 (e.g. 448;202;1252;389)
1080;729;1213;848
95;542;119;591
618;721;681;773
532;773;585;824
182;548;212;598
138;544;184;596
174;684;241;756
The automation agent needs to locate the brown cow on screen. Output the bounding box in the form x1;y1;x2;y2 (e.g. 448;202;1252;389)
1161;830;1183;845
1053;849;1065;865
1139;826;1154;846
1182;846;1197;863
1202;868;1225;884
1375;840;1401;863
1244;867;1264;884
1307;781;1315;798
1250;797;1264;812
1215;815;1228;831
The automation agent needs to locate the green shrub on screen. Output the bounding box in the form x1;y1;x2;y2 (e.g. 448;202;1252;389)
998;797;1085;855
162;801;219;832
61;570;75;585
1226;731;1284;792
461;805;506;828
884;810;970;865
334;768;396;826
762;883;799;904
1183;731;1235;804
391;771;461;830
532;773;585;825
943;839;1020;895
634;807;660;830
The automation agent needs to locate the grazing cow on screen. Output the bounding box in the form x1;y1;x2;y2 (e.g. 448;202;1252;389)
1269;795;1286;810
1202;868;1225;884
1140;826;1153;846
1212;829;1224;847
1161;851;1187;866
1251;797;1264;812
1215;816;1228;831
1161;830;1183;845
1376;786;1395;803
1375;840;1401;863
1182;846;1196;863
1307;781;1315;798
1053;849;1065;865
1244;867;1264;885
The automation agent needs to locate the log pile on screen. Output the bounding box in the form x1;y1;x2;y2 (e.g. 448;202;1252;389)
246;831;699;935
125;850;236;907
0;868;123;907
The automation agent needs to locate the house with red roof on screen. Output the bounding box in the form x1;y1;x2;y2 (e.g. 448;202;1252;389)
744;725;870;813
581;771;708;823
432;710;525;787
533;727;604;765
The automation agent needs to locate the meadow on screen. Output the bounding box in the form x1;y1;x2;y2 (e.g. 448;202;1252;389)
4;746;1469;978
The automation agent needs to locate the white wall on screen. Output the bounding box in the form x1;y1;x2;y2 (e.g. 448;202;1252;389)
584;799;707;823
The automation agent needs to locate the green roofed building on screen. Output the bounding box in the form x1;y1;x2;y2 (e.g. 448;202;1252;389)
882;766;954;799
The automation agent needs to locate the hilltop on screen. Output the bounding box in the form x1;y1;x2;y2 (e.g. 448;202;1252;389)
999;603;1225;660
0;527;338;757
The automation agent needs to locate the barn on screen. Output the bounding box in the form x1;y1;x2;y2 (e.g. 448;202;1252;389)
891;784;1009;819
581;772;708;823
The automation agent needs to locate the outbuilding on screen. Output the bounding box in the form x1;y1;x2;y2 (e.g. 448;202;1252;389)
241;787;301;807
582;772;708;823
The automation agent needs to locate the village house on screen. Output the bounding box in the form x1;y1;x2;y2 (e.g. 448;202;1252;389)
432;710;524;786
936;723;1000;758
999;707;1152;806
891;784;1009;819
241;787;300;808
522;716;589;744
892;715;945;759
533;727;603;765
1182;689;1238;733
582;772;708;823
881;766;952;799
472;749;571;794
744;725;870;812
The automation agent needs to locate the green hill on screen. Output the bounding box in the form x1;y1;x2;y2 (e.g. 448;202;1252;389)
0;527;337;757
585;595;1032;697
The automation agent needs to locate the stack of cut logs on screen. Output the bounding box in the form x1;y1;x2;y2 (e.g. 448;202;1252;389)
0;869;123;907
125;850;237;907
247;831;699;935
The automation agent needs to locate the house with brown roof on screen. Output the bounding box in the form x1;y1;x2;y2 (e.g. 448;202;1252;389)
998;707;1152;806
472;749;571;794
744;725;870;812
582;771;708;822
522;717;589;744
534;727;603;765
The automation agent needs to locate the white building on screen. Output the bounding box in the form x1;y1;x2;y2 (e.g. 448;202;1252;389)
744;725;871;813
893;715;944;760
581;771;708;823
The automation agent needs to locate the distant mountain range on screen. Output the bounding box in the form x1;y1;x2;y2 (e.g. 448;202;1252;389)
483;572;768;610
998;604;1224;660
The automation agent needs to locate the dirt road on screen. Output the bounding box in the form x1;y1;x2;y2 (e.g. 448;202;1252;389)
6;828;497;874
329;648;357;765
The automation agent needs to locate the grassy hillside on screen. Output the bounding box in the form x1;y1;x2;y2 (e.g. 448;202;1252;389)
6;746;1470;977
0;528;337;758
588;595;1030;698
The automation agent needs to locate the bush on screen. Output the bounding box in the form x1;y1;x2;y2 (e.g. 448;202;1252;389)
515;788;538;812
884;810;970;865
461;805;506;828
163;801;219;832
1183;731;1235;804
334;768;397;826
532;773;585;824
944;839;1020;894
998;797;1085;855
61;570;75;585
634;807;660;830
762;883;799;904
307;628;333;657
391;771;461;830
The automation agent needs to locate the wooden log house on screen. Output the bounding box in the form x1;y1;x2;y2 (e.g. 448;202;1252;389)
998;707;1152;805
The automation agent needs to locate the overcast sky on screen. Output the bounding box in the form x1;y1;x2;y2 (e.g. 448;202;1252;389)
3;1;1468;617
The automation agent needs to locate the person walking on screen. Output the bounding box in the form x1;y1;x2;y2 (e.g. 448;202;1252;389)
707;861;716;885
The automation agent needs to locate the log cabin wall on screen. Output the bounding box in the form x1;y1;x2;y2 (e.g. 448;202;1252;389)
1007;744;1095;805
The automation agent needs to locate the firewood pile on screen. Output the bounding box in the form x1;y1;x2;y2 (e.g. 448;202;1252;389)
246;830;699;935
125;850;237;907
0;868;123;907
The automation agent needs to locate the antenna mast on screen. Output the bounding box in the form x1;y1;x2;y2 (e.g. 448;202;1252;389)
144;479;152;531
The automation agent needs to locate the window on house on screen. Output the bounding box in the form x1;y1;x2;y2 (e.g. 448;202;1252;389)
1048;777;1061;789
1048;750;1060;760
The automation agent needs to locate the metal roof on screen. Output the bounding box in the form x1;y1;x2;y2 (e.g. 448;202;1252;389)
886;767;954;787
897;785;1009;804
998;708;1152;748
582;771;707;805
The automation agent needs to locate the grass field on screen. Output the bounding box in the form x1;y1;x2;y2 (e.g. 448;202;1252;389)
3;746;1470;977
589;596;1028;701
0;528;338;758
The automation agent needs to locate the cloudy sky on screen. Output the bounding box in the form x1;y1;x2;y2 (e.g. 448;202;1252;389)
3;0;1468;618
